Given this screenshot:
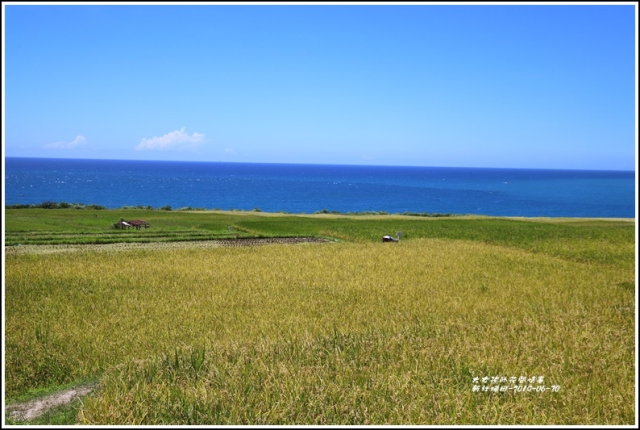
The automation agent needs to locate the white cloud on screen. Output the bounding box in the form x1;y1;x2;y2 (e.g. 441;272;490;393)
224;148;235;154
135;127;205;151
44;135;86;149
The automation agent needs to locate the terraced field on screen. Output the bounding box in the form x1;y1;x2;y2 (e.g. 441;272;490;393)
4;209;636;425
6;236;332;255
4;229;248;246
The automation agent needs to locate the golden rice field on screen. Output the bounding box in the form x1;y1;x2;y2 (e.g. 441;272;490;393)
4;234;635;424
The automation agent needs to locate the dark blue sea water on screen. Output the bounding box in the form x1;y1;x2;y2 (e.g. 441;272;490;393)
4;157;636;218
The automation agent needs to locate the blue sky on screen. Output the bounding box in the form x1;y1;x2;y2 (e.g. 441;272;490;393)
2;3;637;170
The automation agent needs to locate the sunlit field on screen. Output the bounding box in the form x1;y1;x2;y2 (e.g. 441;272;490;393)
4;210;636;424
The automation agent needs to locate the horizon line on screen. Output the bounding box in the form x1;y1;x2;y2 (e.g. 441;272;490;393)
4;155;636;173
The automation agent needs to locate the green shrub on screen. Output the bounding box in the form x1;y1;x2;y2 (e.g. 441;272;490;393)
40;201;59;209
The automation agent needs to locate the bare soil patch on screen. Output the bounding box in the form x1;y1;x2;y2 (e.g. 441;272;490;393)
5;384;96;422
5;237;333;255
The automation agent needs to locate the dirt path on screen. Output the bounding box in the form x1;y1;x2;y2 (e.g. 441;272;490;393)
5;384;96;422
5;237;333;255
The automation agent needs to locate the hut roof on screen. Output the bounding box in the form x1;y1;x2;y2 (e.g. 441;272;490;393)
128;220;149;226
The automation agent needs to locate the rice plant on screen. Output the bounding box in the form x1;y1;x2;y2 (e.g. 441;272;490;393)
5;233;635;424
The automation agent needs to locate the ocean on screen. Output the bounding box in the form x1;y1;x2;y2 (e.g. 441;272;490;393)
3;157;636;218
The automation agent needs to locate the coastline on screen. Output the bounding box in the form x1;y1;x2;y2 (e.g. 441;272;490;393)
6;158;635;219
